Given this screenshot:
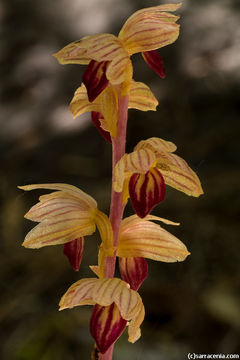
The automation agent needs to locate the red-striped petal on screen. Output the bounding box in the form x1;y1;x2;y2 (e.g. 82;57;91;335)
63;237;84;271
91;112;112;143
90;303;127;354
82;60;109;102
119;257;148;291
129;167;165;218
142;50;165;78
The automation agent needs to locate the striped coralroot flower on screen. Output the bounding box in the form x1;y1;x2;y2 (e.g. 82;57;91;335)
114;137;203;218
53;3;181;100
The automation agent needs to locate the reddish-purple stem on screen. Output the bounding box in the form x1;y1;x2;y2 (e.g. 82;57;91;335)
99;90;129;360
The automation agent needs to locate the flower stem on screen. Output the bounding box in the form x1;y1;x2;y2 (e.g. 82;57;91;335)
99;90;129;360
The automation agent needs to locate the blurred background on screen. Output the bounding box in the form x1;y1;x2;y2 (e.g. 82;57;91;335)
0;0;239;359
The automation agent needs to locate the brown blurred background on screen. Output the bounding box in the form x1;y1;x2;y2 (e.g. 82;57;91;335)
1;0;240;359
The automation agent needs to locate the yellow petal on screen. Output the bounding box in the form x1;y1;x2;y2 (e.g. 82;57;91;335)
94;209;113;251
113;149;156;192
157;153;204;197
100;86;118;137
18;183;97;209
135;137;177;153
118;216;190;262
134;138;203;197
129;81;158;111
24;191;90;222
53;41;90;65
79;33;131;85
121;214;180;227
70;83;100;118
59;277;145;343
19;183;98;248
119;4;181;55
22;211;96;248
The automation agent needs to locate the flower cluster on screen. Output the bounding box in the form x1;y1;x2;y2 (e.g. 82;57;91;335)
20;4;203;359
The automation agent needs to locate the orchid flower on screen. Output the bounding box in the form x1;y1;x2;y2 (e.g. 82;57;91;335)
114;137;203;218
59;277;145;354
53;3;181;100
19;183;113;271
117;214;189;290
70;80;158;141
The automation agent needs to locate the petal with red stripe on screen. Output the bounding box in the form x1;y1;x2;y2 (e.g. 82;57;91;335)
82;60;109;102
53;41;90;65
119;4;181;54
117;216;190;263
129;167;165;218
63;237;84;271
90;303;127;354
142;50;165;79
119;257;148;291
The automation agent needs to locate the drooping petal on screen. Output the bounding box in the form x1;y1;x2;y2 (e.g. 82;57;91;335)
113;149;156;193
91;112;112;143
135;137;177;154
119;257;148;291
142;50;165;78
63;237;84;271
22;212;96;248
157;152;203;197
53;40;90;65
82;60;109;102
129;167;165;218
117;217;190;262
128;80;158;111
119;4;181;55
70;83;100;119
90;303;127;354
59;277;144;343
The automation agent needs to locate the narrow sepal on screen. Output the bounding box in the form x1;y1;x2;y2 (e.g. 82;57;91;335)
119;257;148;290
157;153;204;197
63;237;84;271
91;112;112;143
90;303;127;354
129;167;165;218
53;41;90;65
82;60;109;102
142;51;165;78
118;216;190;263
